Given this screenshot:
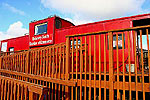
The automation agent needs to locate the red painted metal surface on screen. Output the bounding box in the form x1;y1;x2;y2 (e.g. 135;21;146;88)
0;14;150;71
29;16;74;48
0;35;29;52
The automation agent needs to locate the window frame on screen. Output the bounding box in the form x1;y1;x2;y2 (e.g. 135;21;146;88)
34;22;48;35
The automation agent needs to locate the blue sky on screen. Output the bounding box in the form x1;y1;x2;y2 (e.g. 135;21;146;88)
0;0;150;40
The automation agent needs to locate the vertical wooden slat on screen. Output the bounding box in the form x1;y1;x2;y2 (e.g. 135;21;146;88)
72;38;74;100
35;50;37;76
10;81;13;100
133;30;138;100
116;33;120;100
146;29;150;84
99;35;101;100
43;49;46;77
94;35;96;100
26;51;29;74
40;50;43;85
55;47;58;100
58;46;61;100
7;81;10;100
51;47;54;100
21;53;23;73
4;79;7;100
37;50;40;76
89;36;92;100
24;86;27;100
140;30;145;100
21;84;24;100
17;84;20;100
49;47;51;100
122;32;125;100
62;45;65;100
46;48;48;77
76;37;78;100
13;82;16;100
1;79;4;100
65;37;70;100
29;91;33;100
108;32;114;100
32;52;35;82
104;34;106;100
127;31;132;100
80;37;83;100
84;36;87;100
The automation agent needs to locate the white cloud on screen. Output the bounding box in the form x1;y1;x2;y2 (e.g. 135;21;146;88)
2;3;25;16
0;21;28;40
64;17;92;25
41;0;145;20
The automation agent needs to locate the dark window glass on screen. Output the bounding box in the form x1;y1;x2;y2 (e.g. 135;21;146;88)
35;23;47;35
55;19;62;29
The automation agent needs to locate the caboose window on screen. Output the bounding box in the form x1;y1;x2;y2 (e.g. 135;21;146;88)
1;42;7;52
108;34;125;49
35;23;47;35
113;34;124;49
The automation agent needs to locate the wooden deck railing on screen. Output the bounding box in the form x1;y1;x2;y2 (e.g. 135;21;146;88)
0;25;150;100
0;75;48;100
65;25;150;100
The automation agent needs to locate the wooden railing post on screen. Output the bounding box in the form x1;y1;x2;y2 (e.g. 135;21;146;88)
65;37;70;100
108;32;114;100
0;57;1;69
25;51;30;74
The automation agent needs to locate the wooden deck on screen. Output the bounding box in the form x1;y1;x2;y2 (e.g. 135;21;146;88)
0;25;150;100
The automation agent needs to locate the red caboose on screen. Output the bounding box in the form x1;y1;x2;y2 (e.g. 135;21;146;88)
0;14;150;72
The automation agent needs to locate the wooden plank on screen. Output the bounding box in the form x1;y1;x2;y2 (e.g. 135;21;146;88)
116;33;120;100
76;37;78;100
133;30;138;100
17;84;20;100
65;37;71;100
7;81;10;100
140;30;145;100
99;35;101;100
85;36;87;100
55;47;58;100
94;35;96;100
72;38;74;100
10;81;13;100
0;69;76;86
1;79;4;100
4;79;7;100
146;29;150;84
80;37;83;100
21;84;24;100
122;32;125;100
108;32;114;100
29;91;33;100
127;31;132;100
89;36;92;100
104;34;106;100
58;46;61;100
13;82;16;100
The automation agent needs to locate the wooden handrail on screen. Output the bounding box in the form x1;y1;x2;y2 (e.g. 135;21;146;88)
0;69;76;86
0;75;48;100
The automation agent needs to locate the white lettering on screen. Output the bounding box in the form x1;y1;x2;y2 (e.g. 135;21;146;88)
32;34;50;41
